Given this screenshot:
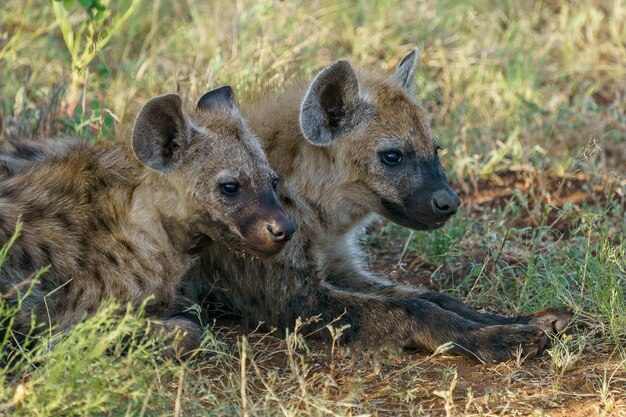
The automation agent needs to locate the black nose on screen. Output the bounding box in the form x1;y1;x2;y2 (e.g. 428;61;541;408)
265;216;296;242
431;189;461;216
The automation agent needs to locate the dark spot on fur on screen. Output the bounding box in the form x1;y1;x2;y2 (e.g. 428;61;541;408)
13;143;44;160
78;237;90;249
133;272;146;291
105;252;119;266
0;186;16;199
0;160;14;177
249;296;259;307
23;204;47;223
18;249;35;271
96;176;107;190
55;212;73;231
186;234;212;255
94;215;114;233
282;196;294;207
145;299;170;317
39;243;53;264
120;239;136;255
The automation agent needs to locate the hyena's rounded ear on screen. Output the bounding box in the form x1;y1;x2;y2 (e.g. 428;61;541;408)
391;48;420;94
300;60;361;146
132;93;189;172
196;85;239;112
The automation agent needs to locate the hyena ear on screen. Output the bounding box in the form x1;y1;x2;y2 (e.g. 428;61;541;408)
196;85;239;111
132;93;189;172
300;60;361;146
391;48;419;93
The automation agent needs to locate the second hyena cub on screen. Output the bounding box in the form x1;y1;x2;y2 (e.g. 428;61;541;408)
0;86;294;357
185;50;572;363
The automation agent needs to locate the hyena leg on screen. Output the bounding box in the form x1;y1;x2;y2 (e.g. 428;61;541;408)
327;272;573;335
417;291;573;334
303;286;547;363
153;317;203;360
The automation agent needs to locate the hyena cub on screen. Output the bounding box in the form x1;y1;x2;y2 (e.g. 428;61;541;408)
0;86;294;357
185;50;572;363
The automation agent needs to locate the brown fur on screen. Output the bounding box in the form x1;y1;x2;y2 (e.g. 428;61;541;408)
0;87;293;358
182;51;572;363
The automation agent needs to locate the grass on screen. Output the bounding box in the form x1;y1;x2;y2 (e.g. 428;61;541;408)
1;0;625;415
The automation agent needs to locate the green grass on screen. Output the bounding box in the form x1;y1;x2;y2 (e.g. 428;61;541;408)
1;0;625;415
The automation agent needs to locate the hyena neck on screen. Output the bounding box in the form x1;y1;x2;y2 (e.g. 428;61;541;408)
245;85;374;235
287;143;374;233
127;170;198;260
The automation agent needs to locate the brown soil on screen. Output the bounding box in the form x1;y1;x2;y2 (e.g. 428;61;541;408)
457;167;623;209
457;167;625;233
212;324;625;416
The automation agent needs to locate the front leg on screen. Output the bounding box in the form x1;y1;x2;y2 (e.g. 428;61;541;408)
297;284;547;363
417;291;573;333
325;257;572;334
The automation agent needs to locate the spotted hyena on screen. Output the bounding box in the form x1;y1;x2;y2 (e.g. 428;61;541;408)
182;50;571;363
0;86;294;358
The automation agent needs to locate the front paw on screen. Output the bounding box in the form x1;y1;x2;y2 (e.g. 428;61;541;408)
458;324;547;363
528;306;573;335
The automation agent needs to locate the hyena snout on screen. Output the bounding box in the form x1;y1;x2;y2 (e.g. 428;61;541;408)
430;188;461;217
241;191;296;256
265;214;296;243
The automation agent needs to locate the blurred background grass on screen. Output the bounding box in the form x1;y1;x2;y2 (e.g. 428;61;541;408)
0;1;625;415
1;0;624;182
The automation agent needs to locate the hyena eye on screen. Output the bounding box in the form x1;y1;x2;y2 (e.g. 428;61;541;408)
272;177;280;190
380;150;402;166
219;182;240;196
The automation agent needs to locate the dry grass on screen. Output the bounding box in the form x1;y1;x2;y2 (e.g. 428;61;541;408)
0;0;624;415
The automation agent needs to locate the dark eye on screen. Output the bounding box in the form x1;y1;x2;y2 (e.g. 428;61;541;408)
219;182;240;196
380;150;402;166
272;177;280;190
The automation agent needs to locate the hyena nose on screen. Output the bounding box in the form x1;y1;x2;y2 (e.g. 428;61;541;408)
265;216;296;243
431;189;461;216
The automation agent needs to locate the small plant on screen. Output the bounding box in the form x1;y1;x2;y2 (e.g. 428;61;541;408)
547;333;587;393
51;0;139;115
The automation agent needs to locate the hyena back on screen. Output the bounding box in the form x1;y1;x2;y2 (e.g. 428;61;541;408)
184;50;571;363
0;86;293;357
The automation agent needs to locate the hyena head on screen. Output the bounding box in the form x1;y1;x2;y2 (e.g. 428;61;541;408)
299;49;461;230
132;86;295;256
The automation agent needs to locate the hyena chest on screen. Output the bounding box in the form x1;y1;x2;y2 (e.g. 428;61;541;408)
206;248;317;330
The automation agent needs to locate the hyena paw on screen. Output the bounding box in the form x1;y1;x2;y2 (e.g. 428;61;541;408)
463;324;547;363
152;318;203;360
528;306;573;335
